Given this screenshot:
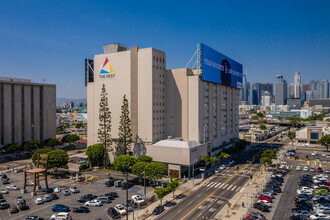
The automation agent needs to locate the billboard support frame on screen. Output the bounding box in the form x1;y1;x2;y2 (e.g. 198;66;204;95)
185;44;202;76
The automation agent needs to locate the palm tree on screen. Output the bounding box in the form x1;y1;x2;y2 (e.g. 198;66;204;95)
200;154;211;179
209;157;218;170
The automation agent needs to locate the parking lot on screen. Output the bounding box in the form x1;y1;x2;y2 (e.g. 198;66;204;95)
273;148;330;220
0;170;154;220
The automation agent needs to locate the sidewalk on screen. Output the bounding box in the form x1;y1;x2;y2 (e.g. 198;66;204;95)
212;148;286;220
128;177;206;220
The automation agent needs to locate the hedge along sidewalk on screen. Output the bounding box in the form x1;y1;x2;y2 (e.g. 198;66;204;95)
128;177;208;220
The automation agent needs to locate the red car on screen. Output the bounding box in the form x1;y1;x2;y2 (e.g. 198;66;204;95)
315;185;330;191
317;168;323;172
258;195;272;203
321;182;330;186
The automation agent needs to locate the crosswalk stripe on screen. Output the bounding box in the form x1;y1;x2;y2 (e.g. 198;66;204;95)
219;183;225;189
214;183;221;188
231;186;237;191
240;187;245;193
227;185;233;190
206;182;212;187
222;184;229;190
236;187;240;192
208;182;216;188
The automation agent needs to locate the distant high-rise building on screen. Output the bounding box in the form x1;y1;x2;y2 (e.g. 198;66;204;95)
306;91;313;102
289;83;295;99
310;80;319;99
317;80;329;99
261;91;271;106
301;84;310;92
240;73;248;102
275;75;287;105
250;82;273;105
294;72;301;98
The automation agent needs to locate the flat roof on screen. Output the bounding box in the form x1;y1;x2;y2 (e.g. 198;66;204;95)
152;139;201;149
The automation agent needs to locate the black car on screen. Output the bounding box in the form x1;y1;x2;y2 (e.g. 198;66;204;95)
77;196;88;203
1;175;8;180
266;186;282;193
295;201;312;209
300;174;313;181
0;200;9;209
107;207;120;219
300;178;313;183
43;188;54;193
50;194;59;200
121;181;134;190
271;177;284;182
108;192;119;198
102;193;114;200
263;189;277;195
2;179;9;184
298;181;312;187
289;215;304;220
73;206;90;213
269;180;282;186
153;206;165;215
313;198;330;204
0;194;2;199
9;207;19;213
18;203;29;210
296;194;313;200
86;194;97;200
105;180;114;187
253;202;269;212
77;177;85;182
294;198;310;203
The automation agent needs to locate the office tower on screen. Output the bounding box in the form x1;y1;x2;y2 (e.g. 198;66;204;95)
240;73;248;102
261;91;271;106
310;80;319;99
246;82;250;104
293;72;301;98
301;84;310;92
289;83;295;99
275;75;288;105
317;80;329;99
306;91;313;102
251;82;273;105
0;77;56;147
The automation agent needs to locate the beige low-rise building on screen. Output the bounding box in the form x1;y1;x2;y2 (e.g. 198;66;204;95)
296;126;330;144
0;77;56;147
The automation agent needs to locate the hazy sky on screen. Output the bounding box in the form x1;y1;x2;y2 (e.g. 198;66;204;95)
1;0;329;98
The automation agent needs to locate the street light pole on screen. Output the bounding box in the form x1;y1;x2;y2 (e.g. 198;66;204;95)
143;171;146;198
126;173;128;220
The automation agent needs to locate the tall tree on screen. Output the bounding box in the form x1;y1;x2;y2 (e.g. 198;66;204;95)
288;132;296;146
167;179;179;198
47;149;69;174
319;135;330;152
86;144;106;167
154;188;169;206
98;84;112;167
44;138;60;150
200;154;211;179
117;95;132;156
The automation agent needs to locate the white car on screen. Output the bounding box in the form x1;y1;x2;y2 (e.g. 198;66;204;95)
296;166;302;171
312;151;318;156
327;155;330;159
313;195;330;200
115;204;127;215
85;199;102;207
54;187;61;193
219;165;226;170
314;174;328;179
0;189;8;194
309;213;330;219
132;195;145;205
62;190;70;196
297;189;313;195
258;200;272;207
35;197;44;205
43;194;51;202
215;168;222;173
303;166;309;171
316;207;330;214
314;178;328;184
50;212;72;220
300;186;314;192
322;153;327;157
69;187;79;193
6;185;19;190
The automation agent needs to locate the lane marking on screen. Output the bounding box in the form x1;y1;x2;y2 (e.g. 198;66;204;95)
180;153;257;220
236;187;240;192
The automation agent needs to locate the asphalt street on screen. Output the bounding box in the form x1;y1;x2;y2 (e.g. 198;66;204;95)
156;149;262;220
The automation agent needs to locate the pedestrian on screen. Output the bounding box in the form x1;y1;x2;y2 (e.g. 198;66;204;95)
242;202;244;207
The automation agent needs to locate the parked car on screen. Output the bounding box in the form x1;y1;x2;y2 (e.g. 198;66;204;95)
260;192;274;199
43;194;52;202
50;194;59;200
153;205;165;215
52;204;70;212
258;200;272;207
309;213;330;219
18;203;29;211
122;202;133;211
62;190;70;196
26;217;42;220
53;187;61;193
0;200;9;209
85;200;102;207
258;195;272;203
9;207;19;213
107;207;121;219
16;197;26;204
315;207;330;214
34;198;44;205
69;187;79;193
314;198;330;204
316;189;329;194
292;210;312;218
132;195;145;205
303;166;309;171
0;189;8;194
77;177;85;182
97;196;112;204
105;180;114;187
50;212;72;220
296;166;302;171
253;202;269;212
318;168;324;173
121;181;134;190
115;204;127;215
73;206;90;213
6;185;19;190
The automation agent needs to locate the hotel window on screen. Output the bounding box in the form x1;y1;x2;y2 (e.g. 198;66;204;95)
153;56;155;61
156;57;158;62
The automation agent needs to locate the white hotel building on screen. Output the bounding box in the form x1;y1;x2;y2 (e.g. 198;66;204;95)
86;44;240;178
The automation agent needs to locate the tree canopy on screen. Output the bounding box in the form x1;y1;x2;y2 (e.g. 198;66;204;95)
218;152;230;160
62;134;79;143
32;148;52;165
132;162;148;178
259;124;267;130
154;187;169;205
260;157;272;166
23;140;41;152
261;150;277;159
167;179;179;198
145;162;167;180
137;155;153;163
5;144;23;153
44;138;60;149
86;144;106;167
319;135;330;151
47;149;69;172
256;112;264;118
113;155;137;174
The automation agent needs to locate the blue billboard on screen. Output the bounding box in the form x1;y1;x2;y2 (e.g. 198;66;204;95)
201;43;243;88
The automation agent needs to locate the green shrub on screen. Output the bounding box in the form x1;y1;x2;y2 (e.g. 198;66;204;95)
86;168;93;171
77;145;85;150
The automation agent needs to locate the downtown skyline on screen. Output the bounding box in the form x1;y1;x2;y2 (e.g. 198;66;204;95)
0;0;329;99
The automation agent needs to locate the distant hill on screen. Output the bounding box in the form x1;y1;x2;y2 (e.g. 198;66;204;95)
56;97;87;106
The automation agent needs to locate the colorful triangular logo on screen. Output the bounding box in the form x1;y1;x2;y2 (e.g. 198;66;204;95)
100;57;114;74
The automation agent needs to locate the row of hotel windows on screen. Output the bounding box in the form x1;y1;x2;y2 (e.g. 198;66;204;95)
153;65;165;70
153;56;165;63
